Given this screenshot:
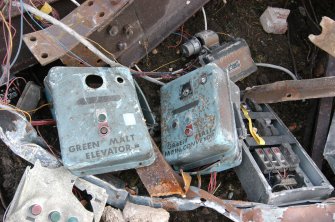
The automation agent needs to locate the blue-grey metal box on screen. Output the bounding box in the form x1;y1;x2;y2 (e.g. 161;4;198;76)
44;67;155;176
160;63;241;173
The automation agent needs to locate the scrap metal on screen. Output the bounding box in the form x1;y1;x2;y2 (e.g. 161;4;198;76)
242;76;335;104
22;0;210;67
0;103;61;168
44;66;156;176
136;140;190;197
235;103;333;205
310;56;335;168
160;63;241;174
23;0;131;65
4;161;108;222
309;16;335;57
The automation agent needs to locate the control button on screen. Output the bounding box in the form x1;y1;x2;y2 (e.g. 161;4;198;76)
68;217;79;222
49;211;61;222
30;204;42;215
184;124;193;137
98;113;106;122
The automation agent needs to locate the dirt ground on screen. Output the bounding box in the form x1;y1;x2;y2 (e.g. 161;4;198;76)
1;0;335;221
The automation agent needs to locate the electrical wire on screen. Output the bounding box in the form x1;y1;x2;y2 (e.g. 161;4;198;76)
134;64;166;86
150;58;181;72
26;103;50;113
202;7;208;30
255;63;298;80
23;7;92;67
9;0;23;68
13;2;119;66
69;0;80;7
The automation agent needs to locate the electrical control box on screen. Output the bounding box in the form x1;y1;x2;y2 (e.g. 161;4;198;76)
160;63;241;173
44;67;155;176
198;38;257;82
235;102;333;205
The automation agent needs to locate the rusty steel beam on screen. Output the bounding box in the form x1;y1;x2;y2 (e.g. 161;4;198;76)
22;0;209;67
0;1;80;75
23;0;131;65
136;140;189;197
242;75;335;104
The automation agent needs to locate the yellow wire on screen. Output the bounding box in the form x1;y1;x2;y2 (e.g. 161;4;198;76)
241;105;265;145
217;32;233;38
150;58;181;72
26;103;51;113
86;38;117;62
0;11;13;54
0;103;32;123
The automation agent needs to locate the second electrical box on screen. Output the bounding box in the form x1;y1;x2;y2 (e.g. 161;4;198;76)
160;63;241;173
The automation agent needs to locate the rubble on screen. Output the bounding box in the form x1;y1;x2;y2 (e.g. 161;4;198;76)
101;206;125;222
260;7;290;34
123;202;170;222
1;1;335;222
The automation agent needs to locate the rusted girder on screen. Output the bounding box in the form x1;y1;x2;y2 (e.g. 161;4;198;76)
243;76;335;104
136;140;190;197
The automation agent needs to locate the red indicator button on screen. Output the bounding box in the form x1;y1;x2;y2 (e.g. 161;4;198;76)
184;124;193;137
30;204;42;215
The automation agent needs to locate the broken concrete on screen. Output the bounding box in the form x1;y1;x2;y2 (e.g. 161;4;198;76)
123;202;170;222
101;206;125;222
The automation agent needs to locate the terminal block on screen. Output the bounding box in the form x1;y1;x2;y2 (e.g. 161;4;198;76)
235;102;333;205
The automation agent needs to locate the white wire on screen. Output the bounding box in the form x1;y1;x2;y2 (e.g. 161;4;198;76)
69;0;80;7
13;2;167;86
12;2;119;67
202;7;208;30
134;64;166;86
255;63;298;80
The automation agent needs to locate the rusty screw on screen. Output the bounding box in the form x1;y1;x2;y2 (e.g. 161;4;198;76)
117;42;127;51
108;26;119;36
123;24;134;36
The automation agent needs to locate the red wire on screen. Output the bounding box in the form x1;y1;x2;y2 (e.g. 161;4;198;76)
31;119;56;126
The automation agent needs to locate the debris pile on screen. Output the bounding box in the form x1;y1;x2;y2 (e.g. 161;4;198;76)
1;0;335;221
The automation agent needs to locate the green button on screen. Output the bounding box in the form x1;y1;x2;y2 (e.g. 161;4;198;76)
49;211;61;222
68;217;79;222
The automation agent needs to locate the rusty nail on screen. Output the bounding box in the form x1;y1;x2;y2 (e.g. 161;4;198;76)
108;26;119;36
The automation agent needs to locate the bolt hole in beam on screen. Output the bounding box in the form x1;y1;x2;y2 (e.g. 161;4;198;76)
85;74;103;89
99;12;105;17
41;53;48;58
200;198;206;202
30;36;37;41
97;59;102;63
286;93;292;98
87;1;93;6
116;77;124;84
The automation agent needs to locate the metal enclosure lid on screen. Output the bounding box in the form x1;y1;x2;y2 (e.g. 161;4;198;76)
44;66;155;176
160;63;239;172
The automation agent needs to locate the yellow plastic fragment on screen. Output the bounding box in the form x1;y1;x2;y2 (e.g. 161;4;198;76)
241;105;265;145
35;2;53;21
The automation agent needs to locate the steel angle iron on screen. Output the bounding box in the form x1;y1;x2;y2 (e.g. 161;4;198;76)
44;67;155;176
160;63;241;174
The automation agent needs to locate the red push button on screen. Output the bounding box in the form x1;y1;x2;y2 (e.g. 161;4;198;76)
30;204;42;215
